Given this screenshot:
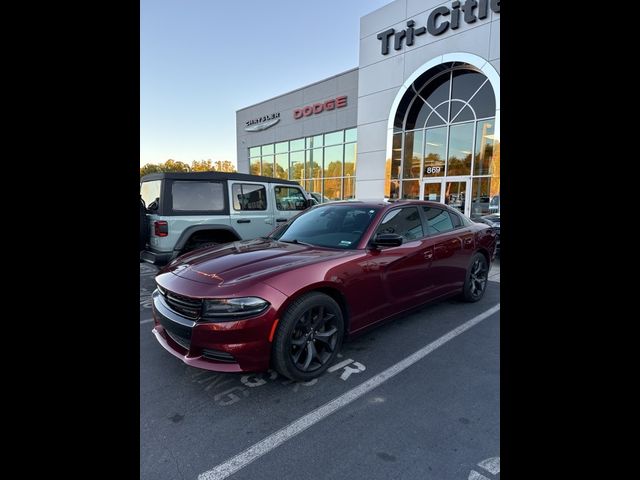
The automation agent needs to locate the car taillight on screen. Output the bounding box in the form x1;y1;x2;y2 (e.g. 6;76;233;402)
154;221;168;237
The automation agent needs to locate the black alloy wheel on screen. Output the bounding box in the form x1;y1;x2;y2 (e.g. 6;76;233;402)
272;292;344;381
462;252;489;302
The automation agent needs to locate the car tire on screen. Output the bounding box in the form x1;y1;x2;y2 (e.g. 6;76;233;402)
462;252;489;302
272;292;344;381
139;198;149;252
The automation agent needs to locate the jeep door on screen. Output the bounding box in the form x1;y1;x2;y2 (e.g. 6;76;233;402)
228;181;274;239
272;184;308;226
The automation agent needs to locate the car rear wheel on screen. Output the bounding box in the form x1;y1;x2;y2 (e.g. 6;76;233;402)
272;292;344;381
462;253;489;302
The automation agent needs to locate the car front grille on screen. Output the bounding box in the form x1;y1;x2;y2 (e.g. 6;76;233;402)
202;349;236;363
166;329;191;350
162;290;203;319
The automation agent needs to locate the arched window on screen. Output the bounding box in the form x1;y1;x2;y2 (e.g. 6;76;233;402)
388;62;499;217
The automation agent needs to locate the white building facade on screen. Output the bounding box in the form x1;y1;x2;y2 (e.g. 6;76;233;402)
237;0;500;217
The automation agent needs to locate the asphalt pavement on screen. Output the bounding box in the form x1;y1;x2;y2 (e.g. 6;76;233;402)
139;259;500;479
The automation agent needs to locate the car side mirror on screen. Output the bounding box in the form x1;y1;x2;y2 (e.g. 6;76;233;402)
305;199;314;209
371;233;403;248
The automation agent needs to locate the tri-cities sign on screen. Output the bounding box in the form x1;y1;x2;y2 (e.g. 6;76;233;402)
377;0;500;55
294;96;348;119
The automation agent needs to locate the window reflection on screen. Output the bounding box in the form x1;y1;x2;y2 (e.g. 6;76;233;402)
403;130;422;178
261;155;274;177
424;127;446;177
447;123;473;176
324;145;343;177
390;62;498;206
474;120;495;176
248;128;357;201
275;153;288;179
401;180;420;199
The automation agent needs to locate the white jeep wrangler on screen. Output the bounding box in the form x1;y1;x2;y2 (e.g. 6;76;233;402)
140;172;313;265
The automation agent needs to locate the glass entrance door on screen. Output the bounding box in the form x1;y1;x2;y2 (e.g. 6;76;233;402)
421;177;471;216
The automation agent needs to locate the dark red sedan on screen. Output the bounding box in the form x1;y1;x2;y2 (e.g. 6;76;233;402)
151;200;497;381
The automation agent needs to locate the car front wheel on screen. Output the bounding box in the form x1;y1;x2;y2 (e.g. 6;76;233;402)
272;292;344;381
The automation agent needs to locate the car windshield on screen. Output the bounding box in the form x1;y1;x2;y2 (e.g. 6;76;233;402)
271;205;380;249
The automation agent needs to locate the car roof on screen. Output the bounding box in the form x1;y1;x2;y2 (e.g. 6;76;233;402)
140;171;301;185
315;199;451;209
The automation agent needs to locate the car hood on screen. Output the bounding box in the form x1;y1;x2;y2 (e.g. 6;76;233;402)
163;238;354;287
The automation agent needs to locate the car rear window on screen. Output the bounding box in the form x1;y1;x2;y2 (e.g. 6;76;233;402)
171;181;224;211
422;206;454;234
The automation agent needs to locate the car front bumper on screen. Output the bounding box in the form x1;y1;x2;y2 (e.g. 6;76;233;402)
150;290;275;373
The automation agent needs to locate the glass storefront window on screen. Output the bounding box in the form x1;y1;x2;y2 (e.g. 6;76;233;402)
290;138;305;151
390;134;401;180
323;178;342;201
250;158;261;176
344;143;356;177
289;151;304;180
424;127;446;177
324;145;343;177
401;180;420;199
275;153;288;179
403;130;423;179
447;122;473;176
261;155;274;177
248;128;357;201
388;63;498;215
344;175;356;200
474;119;495;176
387;179;400;200
325;131;343;146
306;148;323;179
470;176;500;217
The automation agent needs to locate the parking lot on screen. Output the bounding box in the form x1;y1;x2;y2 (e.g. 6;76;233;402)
140;260;500;480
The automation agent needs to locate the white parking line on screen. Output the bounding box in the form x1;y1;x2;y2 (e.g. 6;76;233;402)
140;318;154;325
197;303;500;480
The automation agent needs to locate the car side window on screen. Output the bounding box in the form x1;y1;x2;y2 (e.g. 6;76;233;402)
274;186;307;211
422;206;455;235
375;207;424;241
232;183;267;211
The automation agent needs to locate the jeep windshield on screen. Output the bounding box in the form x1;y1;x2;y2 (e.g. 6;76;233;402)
271;205;380;250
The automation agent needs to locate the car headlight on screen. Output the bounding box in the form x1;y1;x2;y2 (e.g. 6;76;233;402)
202;297;270;320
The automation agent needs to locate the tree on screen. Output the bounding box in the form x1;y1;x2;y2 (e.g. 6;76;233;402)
140;158;237;178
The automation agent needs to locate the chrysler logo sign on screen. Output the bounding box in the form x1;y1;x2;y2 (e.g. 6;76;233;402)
244;113;280;132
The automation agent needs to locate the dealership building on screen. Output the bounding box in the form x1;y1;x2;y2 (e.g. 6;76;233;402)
236;0;500;217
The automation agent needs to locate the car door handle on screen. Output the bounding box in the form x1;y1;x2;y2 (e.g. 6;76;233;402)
237;219;251;223
424;251;433;259
276;218;287;222
464;238;473;245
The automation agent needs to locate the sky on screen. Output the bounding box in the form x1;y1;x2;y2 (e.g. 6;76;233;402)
140;0;392;168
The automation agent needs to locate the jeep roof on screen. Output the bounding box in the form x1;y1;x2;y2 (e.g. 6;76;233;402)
140;171;301;185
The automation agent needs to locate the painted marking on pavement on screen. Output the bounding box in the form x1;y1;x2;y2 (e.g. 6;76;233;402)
477;457;500;475
197;303;500;480
327;358;354;372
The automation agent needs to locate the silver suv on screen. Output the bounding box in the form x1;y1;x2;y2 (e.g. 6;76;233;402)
140;172;313;264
